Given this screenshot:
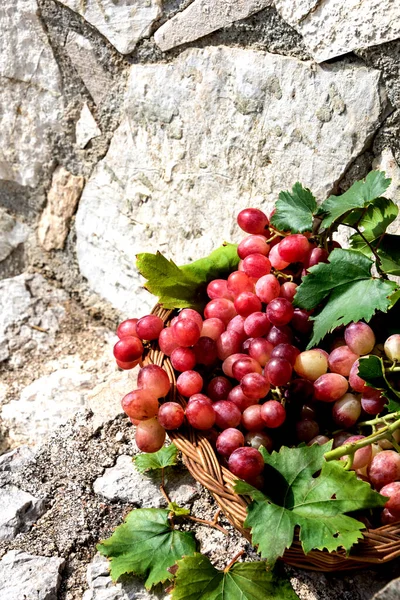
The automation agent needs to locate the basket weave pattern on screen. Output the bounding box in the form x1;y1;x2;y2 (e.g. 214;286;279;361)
143;305;400;571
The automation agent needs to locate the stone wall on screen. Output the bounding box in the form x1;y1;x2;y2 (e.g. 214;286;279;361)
1;1;400;598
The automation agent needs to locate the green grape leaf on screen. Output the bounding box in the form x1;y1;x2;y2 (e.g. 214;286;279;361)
97;508;197;587
348;197;399;249
358;355;400;412
270;183;317;233
234;444;386;565
134;444;178;473
317;171;391;229
136;243;239;310
171;554;299;600
377;235;400;277
293;249;398;348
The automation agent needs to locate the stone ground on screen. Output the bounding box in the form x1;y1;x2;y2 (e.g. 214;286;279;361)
2;0;400;597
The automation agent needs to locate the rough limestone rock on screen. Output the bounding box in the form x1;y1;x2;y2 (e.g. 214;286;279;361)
93;454;200;506
373;578;400;600
76;47;386;315
274;0;400;63
87;369;139;429
59;0;162;55
76;103;102;149
0;0;64;186
154;0;272;51
0;485;46;541
65;32;114;105
38;166;85;251
0;209;28;263
0;550;64;600
82;554;169;600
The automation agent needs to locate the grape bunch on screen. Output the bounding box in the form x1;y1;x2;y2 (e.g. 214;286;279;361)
113;207;400;523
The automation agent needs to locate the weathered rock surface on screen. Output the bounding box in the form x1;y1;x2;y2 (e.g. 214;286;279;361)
0;0;64;186
0;209;28;263
82;554;169;600
0;550;65;600
87;369;138;429
38;166;85;251
373;578;400;600
154;0;272;51
76;103;102;149
65;32;115;105
0;485;46;541
76;47;386;314
59;0;162;55
274;0;400;63
93;454;200;506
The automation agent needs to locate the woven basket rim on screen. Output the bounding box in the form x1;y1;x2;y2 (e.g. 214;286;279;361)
143;304;400;571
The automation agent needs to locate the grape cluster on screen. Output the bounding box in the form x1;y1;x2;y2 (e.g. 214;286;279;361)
114;207;400;520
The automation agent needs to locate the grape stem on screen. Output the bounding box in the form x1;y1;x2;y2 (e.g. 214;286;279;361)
224;550;245;573
358;411;400;428
386;366;400;373
324;417;400;461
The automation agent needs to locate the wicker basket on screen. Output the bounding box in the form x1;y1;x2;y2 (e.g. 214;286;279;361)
143;305;400;571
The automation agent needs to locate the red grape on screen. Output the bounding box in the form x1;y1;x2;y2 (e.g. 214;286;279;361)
158;402;185;429
113;336;143;363
135;418;166;453
228;447;264;481
216;428;245;458
176;370;203;397
237;208;269;235
136;315;164;340
261;400;286;428
121;389;159;420
137;364;171;398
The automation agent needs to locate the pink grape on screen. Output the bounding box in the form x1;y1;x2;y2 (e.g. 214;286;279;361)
384;334;400;362
279;282;298;302
244;312;271;338
170;347;196;372
344;321;375;356
207;376;233;401
137;364;171;398
227;271;254;296
294;350;328;381
232;357;262;380
113;336;143;363
380;482;400;517
271;343;300;366
291;309;312;335
204;298;237;325
228;447;264;481
237;235;269;259
266;325;293;346
265;357;292;386
188;393;212;406
261;400;286;428
116;358;140;370
340;435;372;471
201;318;226;340
328;345;359;377
266;298;294;327
245;431;273;452
172;319;201;347
242;254;271;278
158;327;179;356
313;373;348;402
332;393;361;428
368;450;400;489
176;370;203;397
121;389;159;421
242;405;264;431
278;234;310;263
241;373;270;399
255;274;280;303
158;402;185;430
135;418;166;453
237;208;269;235
269;244;290;269
227;315;247;341
349;359;367;392
234;292;262;317
249;338;274;366
213;401;242;429
227;386;258;411
117;318;139;339
193;337;218;366
186;399;216;430
136;315;164;341
296;419;319;442
304;247;329;269
361;387;387;415
222;353;248;377
216;330;242;360
216;428;245;458
207;279;233;300
178;308;203;330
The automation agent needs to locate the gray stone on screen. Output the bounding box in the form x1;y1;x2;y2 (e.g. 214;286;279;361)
0;446;35;472
0;275;32;362
0;208;28;263
87;369;139;429
0;0;64;186
59;0;162;55
0;485;46;541
75;47;386;315
93;454;200;506
76;103;102;149
373;578;400;600
65;32;115;105
154;0;272;51
0;550;64;600
274;0;400;63
38;166;85;251
82;554;169;600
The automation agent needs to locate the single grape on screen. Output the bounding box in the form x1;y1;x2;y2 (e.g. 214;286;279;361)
265;357;292;386
232;357;262;380
186;399;216;430
207;376;233;401
193;337;218;366
266;325;293;346
266;297;294;327
204;298;237;325
113;336;143;363
121;389;159;420
349;359;367;392
158;402;185;430
241;373;270;399
332;393;361;428
271;343;300;366
207;279;234;300
384;334;400;362
135;418;166;453
269;243;290;269
137;364;171;398
136;315;164;341
222;352;249;377
290;308;312;335
227;385;258;412
241;405;264;431
368;450;400;489
117;318;139;339
170;347;196;372
245;431;273;452
261;400;286;428
340;435;372;471
228;447;264;481
304;247;329;269
187;393;212;405
216;428;245;458
213;400;242;429
116;358;140;370
244;312;271;338
237;235;269;259
332;431;352;449
201;318;226;340
361;387;387;415
328;345;359;377
380;482;400;517
300;403;317;420
178;308;203;330
176;370;203;397
227;271;254;296
344;322;375;356
255;274;280;303
294;350;328;381
216;330;243;360
296;419;319;442
277;234;310;263
242;254;271;278
249;338;274;366
313;373;348;402
237;208;269;235
226;315;246;340
158;327;179;356
307;435;330;446
172;319;201;347
234;292;262;317
279;281;298;302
